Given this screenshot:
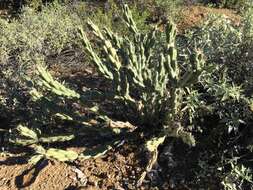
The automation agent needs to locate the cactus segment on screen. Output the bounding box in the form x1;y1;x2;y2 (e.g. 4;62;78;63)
17;124;38;140
36;65;80;99
29;154;44;164
79;140;123;160
10;124;75;146
45;148;79;162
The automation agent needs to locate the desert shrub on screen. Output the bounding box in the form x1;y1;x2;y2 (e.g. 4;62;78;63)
200;0;252;11
0;2;84;115
0;0;54;11
178;13;253;93
24;0;50;8
86;0;183;34
219;0;251;10
173;8;253;190
84;0;153;34
0;2;81;64
154;0;184;19
0;2;85;102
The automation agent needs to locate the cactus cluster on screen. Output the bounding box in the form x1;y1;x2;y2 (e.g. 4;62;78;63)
78;4;210;182
80;4;208;136
10;62;134;163
10;5;209;182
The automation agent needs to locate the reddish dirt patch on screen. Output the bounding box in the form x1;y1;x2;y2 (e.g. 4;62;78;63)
177;5;241;32
0;144;143;190
0;157;74;190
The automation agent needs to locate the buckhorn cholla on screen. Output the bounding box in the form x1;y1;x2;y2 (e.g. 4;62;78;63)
11;4;210;184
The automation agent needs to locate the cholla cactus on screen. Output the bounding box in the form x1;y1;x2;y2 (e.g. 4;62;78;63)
29;145;79;164
10;5;209;182
10;62;134;163
9;124;75;146
80;4;207;131
79;4;209;183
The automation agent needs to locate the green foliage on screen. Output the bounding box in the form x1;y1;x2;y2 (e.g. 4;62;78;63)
221;162;253;190
88;0;151;34
175;8;253;189
0;2;85;120
218;0;251;10
80;5;208;131
24;0;44;9
155;0;183;20
200;0;252;11
180;14;242;64
6;0;57;11
179;13;253;92
0;2;82;65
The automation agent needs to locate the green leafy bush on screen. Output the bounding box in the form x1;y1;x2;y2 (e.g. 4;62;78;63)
0;2;82;64
219;0;251;10
174;8;253;190
154;0;183;20
0;2;85;120
179;13;252;92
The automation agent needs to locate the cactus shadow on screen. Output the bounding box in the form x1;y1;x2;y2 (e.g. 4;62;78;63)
0;155;27;165
61;71;111;94
0;146;34;165
15;159;48;188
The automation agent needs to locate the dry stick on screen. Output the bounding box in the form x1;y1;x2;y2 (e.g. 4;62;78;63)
137;135;166;187
137;149;158;187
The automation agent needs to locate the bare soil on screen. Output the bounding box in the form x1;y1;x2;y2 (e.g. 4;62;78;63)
178;5;241;32
0;144;144;190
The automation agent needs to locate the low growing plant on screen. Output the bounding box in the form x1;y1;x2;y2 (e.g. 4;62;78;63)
173;8;253;189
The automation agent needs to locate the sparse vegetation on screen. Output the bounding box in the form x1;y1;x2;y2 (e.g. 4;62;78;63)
0;1;252;189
